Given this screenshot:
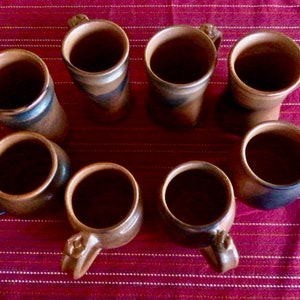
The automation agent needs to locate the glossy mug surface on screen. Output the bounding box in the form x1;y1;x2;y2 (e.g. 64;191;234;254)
159;161;239;273
229;121;300;210
61;14;130;122
0;131;71;216
228;30;300;115
61;162;143;279
0;49;69;143
145;24;222;128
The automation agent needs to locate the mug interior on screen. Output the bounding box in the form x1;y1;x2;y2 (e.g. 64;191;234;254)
71;168;134;229
245;125;300;185
147;27;215;84
0;52;46;110
0;139;53;195
232;32;300;92
64;21;128;73
165;168;229;226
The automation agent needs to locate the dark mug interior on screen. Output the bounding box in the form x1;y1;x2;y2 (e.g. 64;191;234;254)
234;42;299;92
0;58;45;110
71;168;134;229
245;130;300;185
165;168;229;226
68;24;127;73
150;33;213;84
0;139;52;195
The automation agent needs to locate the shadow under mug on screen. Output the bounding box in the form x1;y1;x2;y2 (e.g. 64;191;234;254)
145;24;222;128
61;14;131;123
0;131;71;217
159;161;239;273
61;162;143;279
228;121;300;210
228;30;300;122
0;49;69;143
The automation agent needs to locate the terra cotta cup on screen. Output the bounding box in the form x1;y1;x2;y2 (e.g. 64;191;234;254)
159;161;239;273
61;14;131;122
228;121;300;210
228;30;300;125
61;162;143;279
0;49;69;143
0;131;71;216
145;24;222;128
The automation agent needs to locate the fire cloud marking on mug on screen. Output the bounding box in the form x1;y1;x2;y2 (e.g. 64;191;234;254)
1;87;54;128
87;72;129;105
250;184;300;210
150;92;187;109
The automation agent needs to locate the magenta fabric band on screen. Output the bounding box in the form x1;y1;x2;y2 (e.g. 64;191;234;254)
0;1;299;299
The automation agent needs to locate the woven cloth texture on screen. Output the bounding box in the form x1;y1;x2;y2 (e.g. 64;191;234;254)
0;1;299;299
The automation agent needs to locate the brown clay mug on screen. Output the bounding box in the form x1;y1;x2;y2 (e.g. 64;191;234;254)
0;131;71;216
159;161;239;273
61;162;143;279
145;24;222;128
61;14;131;122
228;121;300;210
228;30;300;126
0;49;69;143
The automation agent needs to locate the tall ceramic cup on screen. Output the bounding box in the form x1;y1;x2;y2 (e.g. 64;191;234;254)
61;14;131;122
228;30;300;126
145;24;222;128
0;49;69;143
0;131;71;217
61;162;143;279
159;161;239;273
228;121;300;210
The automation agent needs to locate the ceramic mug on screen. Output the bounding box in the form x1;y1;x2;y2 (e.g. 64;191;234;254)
228;30;300;125
145;24;222;128
0;131;71;216
228;121;300;210
0;49;69;143
159;161;239;273
61;14;131;122
61;162;143;279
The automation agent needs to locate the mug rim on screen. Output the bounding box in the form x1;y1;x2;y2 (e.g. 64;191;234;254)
0;48;50;115
144;25;217;88
241;120;300;189
0;131;58;200
228;30;300;96
161;160;234;230
65;162;140;233
61;19;130;77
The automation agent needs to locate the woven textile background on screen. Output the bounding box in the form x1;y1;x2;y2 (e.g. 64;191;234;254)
0;0;299;299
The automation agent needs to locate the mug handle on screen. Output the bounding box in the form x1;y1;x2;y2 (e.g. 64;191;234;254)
61;231;102;279
201;230;239;273
199;24;222;50
68;14;90;29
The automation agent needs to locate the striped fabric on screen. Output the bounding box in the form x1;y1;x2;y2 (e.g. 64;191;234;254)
0;1;299;299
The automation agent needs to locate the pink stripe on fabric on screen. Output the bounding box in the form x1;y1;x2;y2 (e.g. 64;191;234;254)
0;0;299;299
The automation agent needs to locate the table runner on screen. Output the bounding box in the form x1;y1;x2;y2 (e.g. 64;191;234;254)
0;0;299;299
